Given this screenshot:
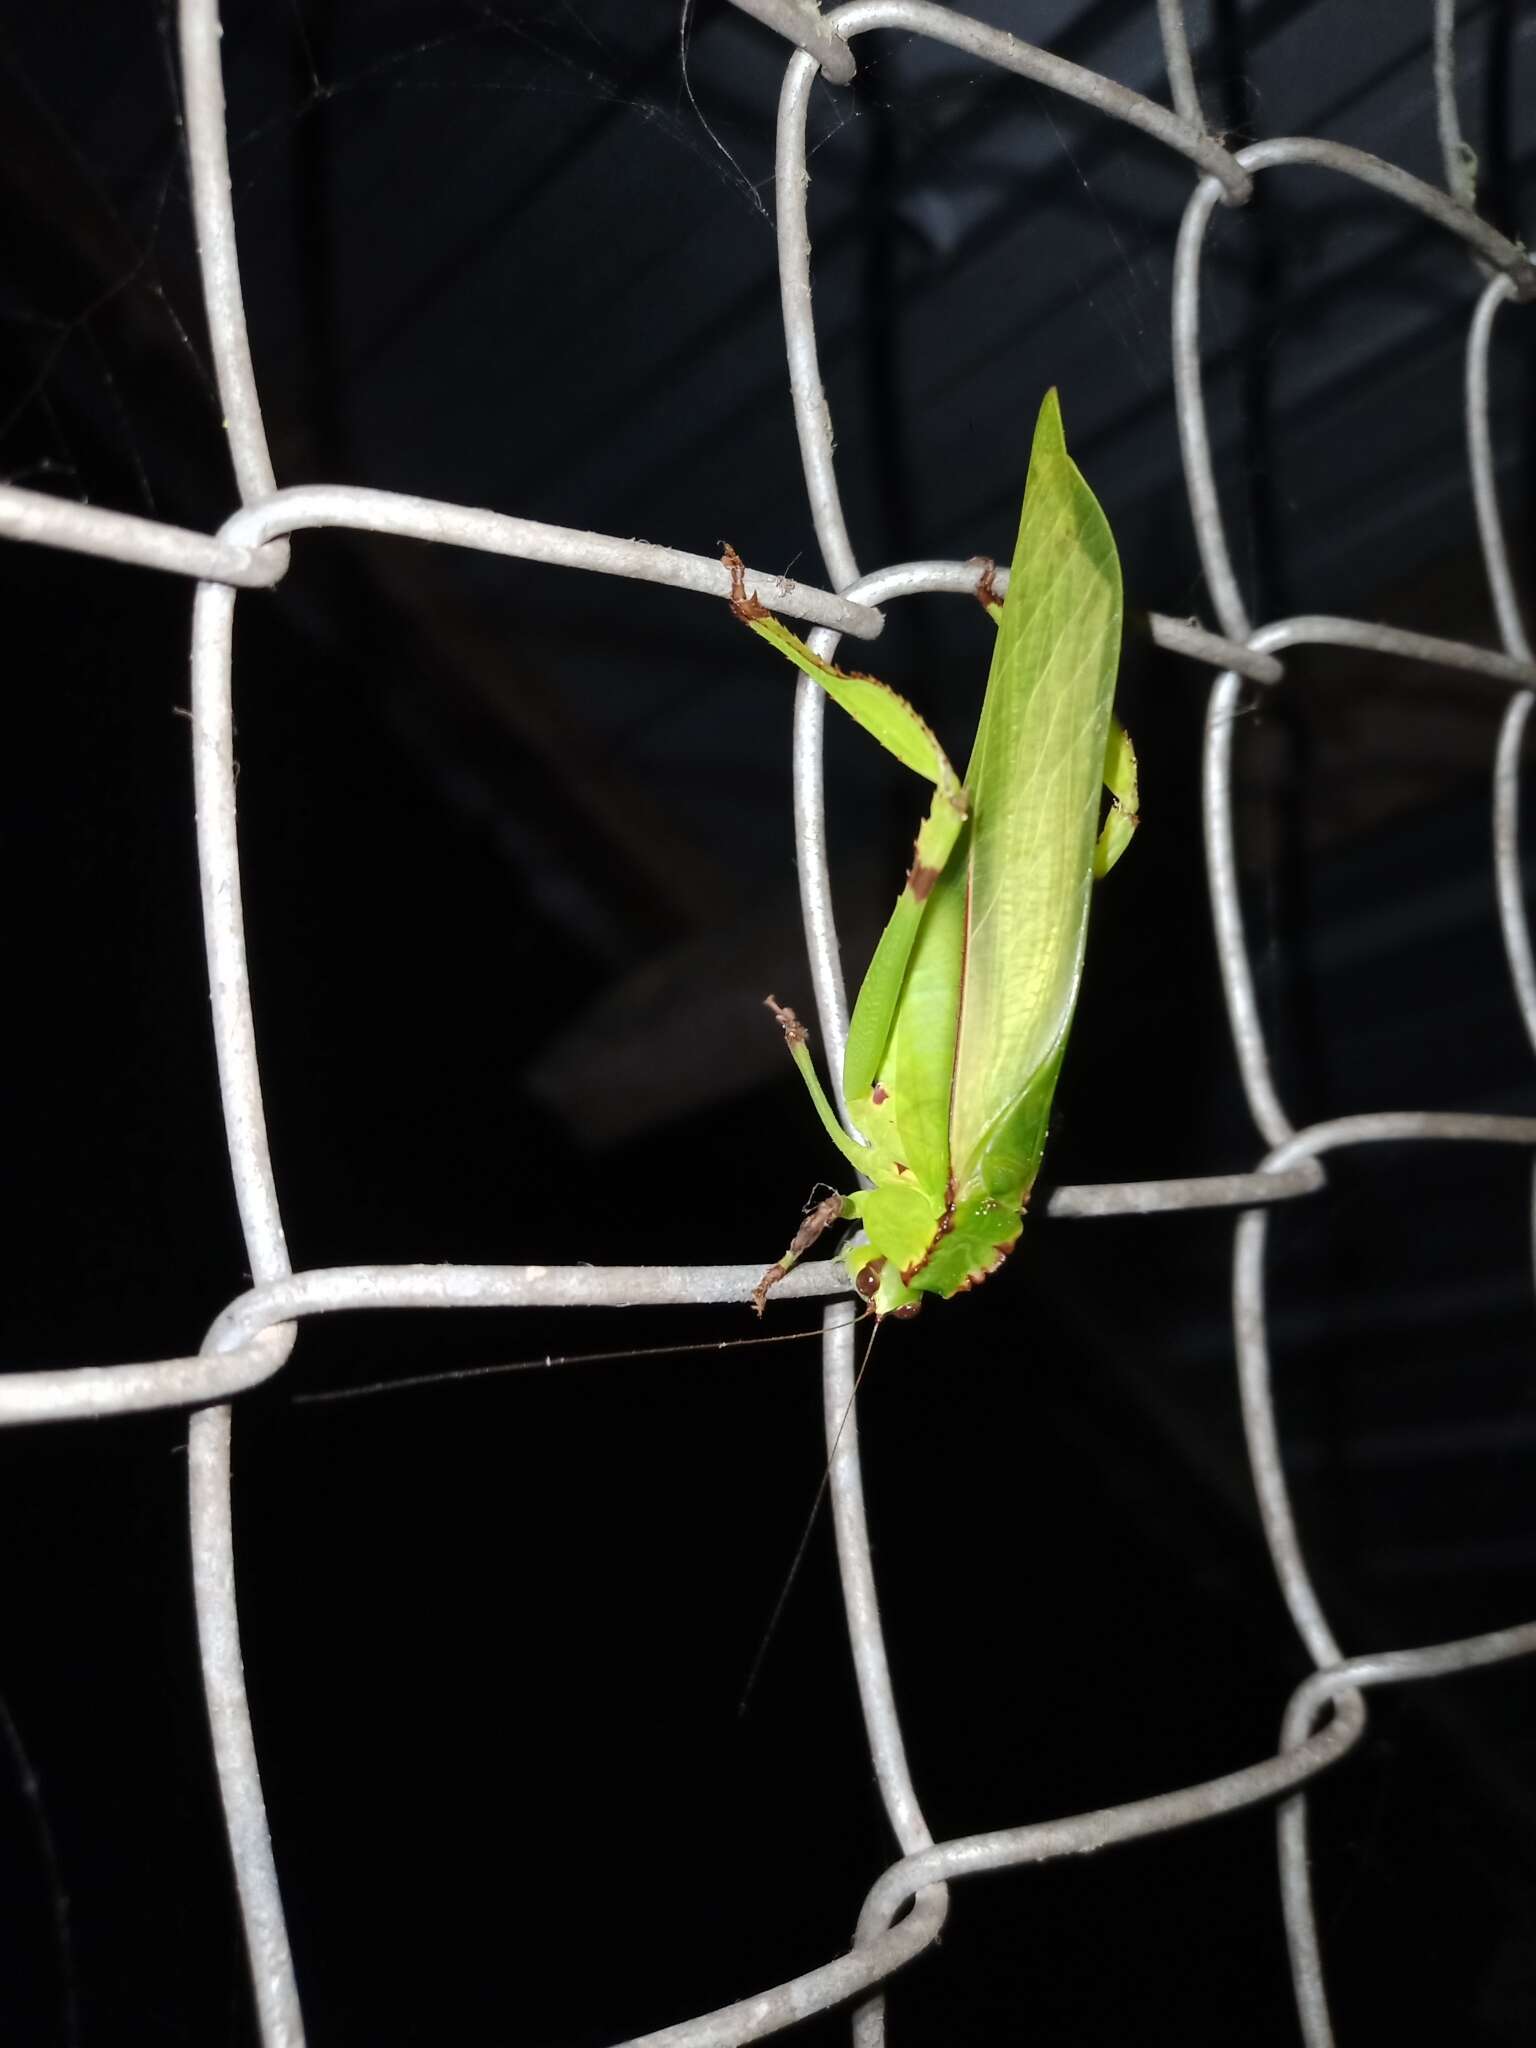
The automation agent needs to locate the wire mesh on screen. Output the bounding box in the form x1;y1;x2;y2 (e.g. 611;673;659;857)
2;3;1534;2044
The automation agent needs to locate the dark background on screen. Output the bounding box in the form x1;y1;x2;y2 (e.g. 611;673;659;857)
3;2;1536;2042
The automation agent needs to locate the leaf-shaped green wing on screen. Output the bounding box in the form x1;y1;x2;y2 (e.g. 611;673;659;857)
947;389;1123;1204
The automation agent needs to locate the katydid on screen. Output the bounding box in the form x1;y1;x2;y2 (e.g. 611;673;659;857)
731;389;1137;1320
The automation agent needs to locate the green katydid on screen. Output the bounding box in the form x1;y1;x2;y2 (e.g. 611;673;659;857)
731;389;1137;1321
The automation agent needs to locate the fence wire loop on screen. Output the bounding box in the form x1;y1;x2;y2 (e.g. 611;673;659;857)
2;6;1534;2048
727;0;857;86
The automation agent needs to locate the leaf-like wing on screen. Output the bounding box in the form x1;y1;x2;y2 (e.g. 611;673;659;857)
947;389;1123;1203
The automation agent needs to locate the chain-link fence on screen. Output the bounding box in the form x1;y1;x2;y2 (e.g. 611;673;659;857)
3;3;1535;2044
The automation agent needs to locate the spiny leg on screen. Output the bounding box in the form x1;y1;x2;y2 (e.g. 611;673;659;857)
752;1189;848;1316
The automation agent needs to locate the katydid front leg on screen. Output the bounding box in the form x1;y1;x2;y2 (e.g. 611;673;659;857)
751;999;859;1315
749;1005;926;1318
751;1188;847;1316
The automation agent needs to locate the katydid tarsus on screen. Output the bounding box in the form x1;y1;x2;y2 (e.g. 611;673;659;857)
732;389;1138;1321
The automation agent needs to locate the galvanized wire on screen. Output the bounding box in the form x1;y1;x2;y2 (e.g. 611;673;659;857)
1155;0;1204;130
0;1;1533;2044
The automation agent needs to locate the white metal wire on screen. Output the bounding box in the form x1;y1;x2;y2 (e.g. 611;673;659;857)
1;2;1533;2043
